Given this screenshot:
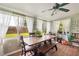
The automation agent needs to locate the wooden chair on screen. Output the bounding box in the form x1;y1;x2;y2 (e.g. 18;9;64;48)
29;33;35;37
19;36;35;56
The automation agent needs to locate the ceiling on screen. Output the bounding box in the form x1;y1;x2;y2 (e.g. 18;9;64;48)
0;3;79;21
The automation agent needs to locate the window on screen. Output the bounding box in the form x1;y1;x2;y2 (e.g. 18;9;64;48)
53;18;71;33
6;16;29;38
18;16;28;36
6;16;18;38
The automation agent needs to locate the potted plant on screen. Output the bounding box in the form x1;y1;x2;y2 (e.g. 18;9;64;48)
35;30;42;37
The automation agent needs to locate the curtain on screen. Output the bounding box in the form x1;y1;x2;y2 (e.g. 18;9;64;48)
42;21;47;33
18;16;25;27
26;17;34;33
37;19;43;32
9;16;18;26
53;21;60;33
18;16;27;35
33;17;37;31
0;13;11;38
9;15;19;35
46;22;50;33
50;21;54;33
0;13;11;55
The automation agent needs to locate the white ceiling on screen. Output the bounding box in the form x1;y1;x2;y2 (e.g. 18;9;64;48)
0;3;79;21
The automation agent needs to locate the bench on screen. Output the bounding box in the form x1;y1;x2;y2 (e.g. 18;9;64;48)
34;43;57;56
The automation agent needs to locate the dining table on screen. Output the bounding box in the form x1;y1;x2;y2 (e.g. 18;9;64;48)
22;34;57;56
23;34;56;46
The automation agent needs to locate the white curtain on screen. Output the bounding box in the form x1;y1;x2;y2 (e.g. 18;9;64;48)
46;22;50;33
50;21;54;33
9;15;19;35
0;13;11;38
18;16;25;27
42;21;47;33
17;16;26;35
53;21;60;33
9;16;18;27
37;19;43;32
26;17;34;33
0;13;11;55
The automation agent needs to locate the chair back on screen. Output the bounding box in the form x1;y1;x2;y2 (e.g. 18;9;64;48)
29;33;35;37
19;36;26;51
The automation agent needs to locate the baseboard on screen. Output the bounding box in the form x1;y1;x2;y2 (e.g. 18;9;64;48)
4;49;21;56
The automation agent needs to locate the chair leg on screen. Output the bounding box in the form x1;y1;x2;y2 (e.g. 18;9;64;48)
54;45;58;51
32;48;37;56
24;51;26;56
49;39;52;45
51;44;58;51
44;41;47;45
29;51;33;55
21;49;24;56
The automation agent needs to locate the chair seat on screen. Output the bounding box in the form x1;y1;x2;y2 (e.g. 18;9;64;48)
25;45;34;51
25;50;35;56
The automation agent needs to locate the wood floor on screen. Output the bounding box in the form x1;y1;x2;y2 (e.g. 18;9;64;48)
9;43;79;56
47;44;79;56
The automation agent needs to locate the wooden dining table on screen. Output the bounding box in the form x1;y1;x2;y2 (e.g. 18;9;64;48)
23;34;56;46
23;35;57;56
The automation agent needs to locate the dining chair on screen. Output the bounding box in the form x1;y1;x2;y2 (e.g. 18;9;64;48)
19;36;35;56
29;33;35;37
40;42;45;46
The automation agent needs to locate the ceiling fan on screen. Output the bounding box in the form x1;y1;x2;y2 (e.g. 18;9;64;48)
42;3;70;16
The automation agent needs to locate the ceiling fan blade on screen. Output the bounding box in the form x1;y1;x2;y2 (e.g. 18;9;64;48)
56;3;60;7
59;8;70;12
42;8;53;13
53;3;60;9
59;3;69;7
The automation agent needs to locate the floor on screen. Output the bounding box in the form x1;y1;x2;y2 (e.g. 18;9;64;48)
47;43;79;56
9;43;79;56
